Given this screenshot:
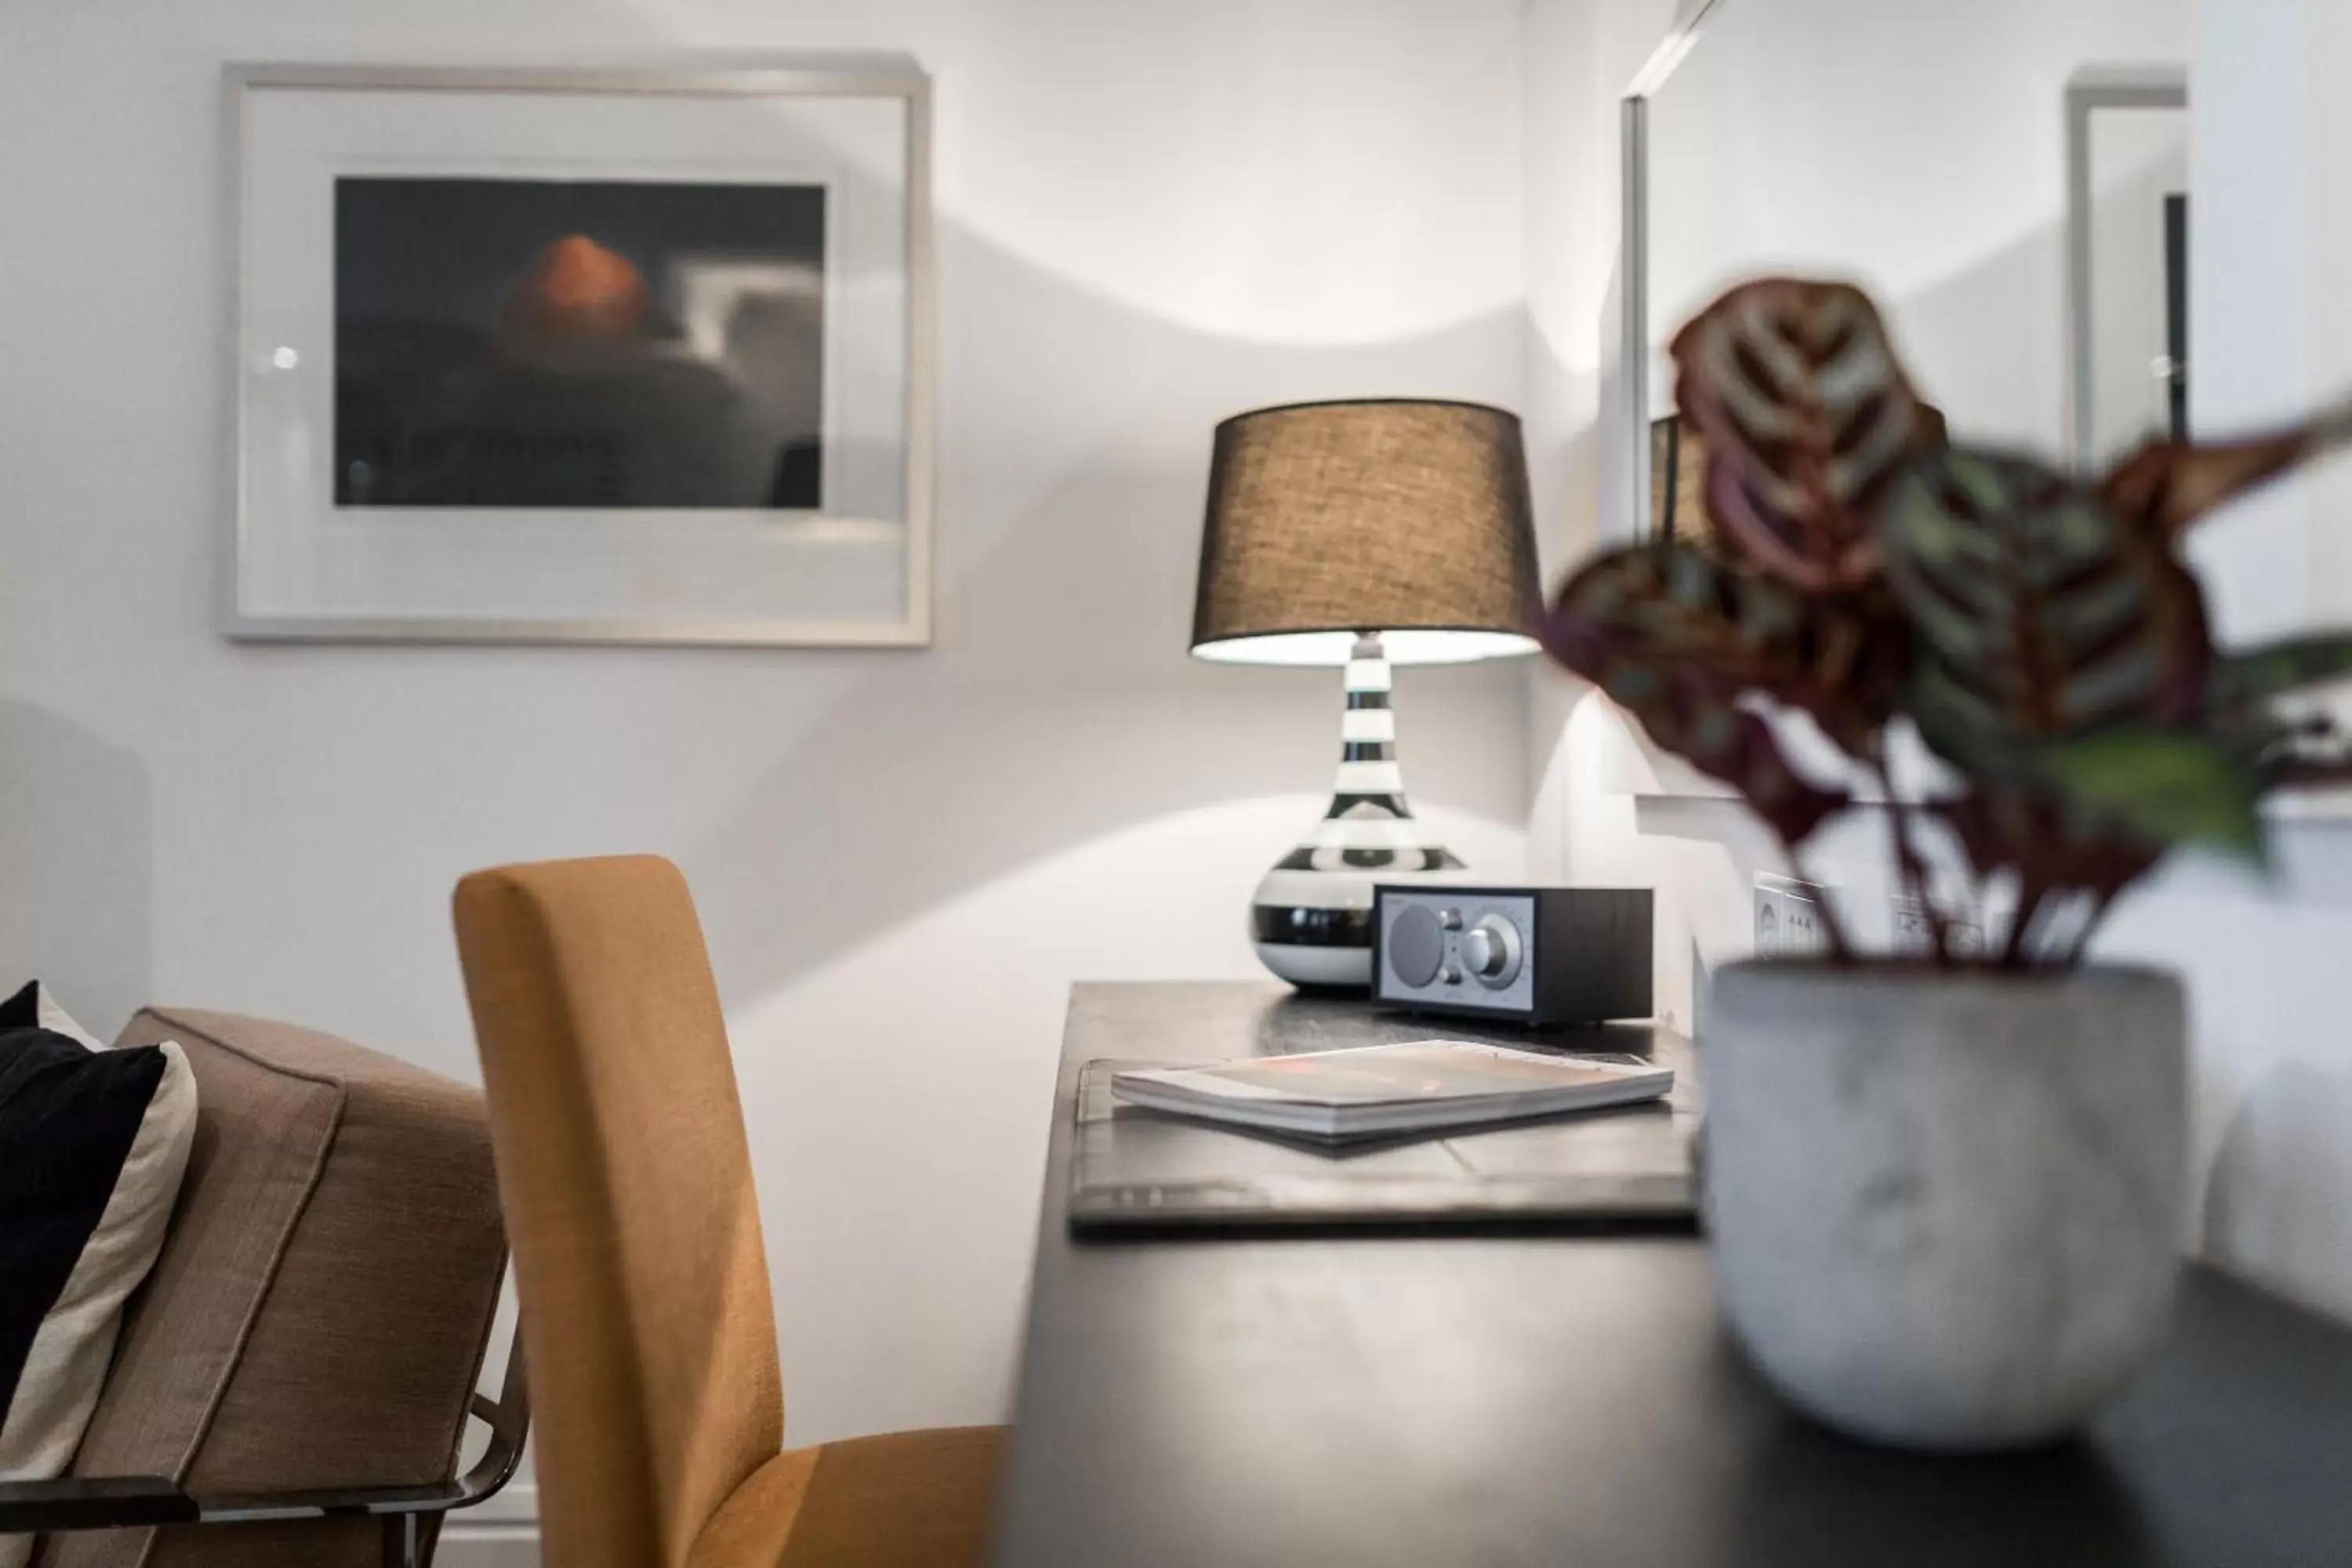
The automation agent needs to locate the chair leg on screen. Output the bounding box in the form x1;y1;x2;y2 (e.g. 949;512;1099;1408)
381;1512;422;1568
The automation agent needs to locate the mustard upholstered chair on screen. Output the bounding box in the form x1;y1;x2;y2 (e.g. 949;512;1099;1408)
452;855;1002;1568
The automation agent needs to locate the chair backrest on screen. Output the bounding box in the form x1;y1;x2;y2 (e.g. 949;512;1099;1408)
452;856;782;1568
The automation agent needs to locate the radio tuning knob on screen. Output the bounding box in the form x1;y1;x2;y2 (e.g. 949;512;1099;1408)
1462;915;1523;988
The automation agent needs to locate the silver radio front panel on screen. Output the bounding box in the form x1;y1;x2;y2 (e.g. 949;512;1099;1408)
1375;889;1538;1014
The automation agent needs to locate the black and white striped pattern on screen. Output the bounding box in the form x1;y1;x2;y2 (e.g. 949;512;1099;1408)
1272;637;1465;876
1252;634;1468;989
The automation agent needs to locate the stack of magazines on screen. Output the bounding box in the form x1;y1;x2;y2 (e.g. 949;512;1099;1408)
1111;1040;1672;1142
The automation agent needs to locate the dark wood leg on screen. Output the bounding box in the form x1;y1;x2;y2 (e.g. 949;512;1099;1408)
381;1512;421;1568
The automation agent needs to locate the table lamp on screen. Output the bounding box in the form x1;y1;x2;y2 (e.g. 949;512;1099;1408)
1192;398;1542;989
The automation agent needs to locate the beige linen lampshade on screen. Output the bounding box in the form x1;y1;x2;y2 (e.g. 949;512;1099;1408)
1188;397;1541;991
1191;398;1542;666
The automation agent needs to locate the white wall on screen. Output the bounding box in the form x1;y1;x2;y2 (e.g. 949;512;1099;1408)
0;0;1533;1545
2092;0;2352;1323
1528;0;2352;1329
1642;0;2191;452
1522;0;1674;882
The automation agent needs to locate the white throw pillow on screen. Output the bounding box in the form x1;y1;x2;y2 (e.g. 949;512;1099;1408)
26;985;103;1053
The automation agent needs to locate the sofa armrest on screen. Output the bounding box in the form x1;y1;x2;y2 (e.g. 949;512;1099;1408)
67;1009;508;1523
3;1334;528;1541
0;1477;194;1534
0;1473;467;1536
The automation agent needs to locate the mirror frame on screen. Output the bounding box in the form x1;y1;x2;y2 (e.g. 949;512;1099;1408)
2064;64;2190;474
1617;0;1729;542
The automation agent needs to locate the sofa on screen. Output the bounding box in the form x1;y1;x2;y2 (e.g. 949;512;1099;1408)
1;1007;520;1568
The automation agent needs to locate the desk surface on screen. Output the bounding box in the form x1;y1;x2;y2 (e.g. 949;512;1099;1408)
989;981;2352;1568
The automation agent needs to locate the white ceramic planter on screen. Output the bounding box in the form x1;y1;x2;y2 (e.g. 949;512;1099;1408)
1701;961;2187;1451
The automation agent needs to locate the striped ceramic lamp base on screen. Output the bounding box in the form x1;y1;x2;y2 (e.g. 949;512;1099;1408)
1251;633;1466;989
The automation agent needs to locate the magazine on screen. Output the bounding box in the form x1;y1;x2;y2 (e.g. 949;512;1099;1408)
1110;1040;1672;1141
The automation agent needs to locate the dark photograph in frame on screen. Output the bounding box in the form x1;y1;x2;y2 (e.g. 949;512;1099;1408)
333;176;826;511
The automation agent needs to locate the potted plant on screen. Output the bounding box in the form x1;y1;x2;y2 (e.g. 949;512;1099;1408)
1540;278;2352;1451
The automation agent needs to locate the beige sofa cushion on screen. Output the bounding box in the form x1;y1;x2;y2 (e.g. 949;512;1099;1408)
42;1010;505;1568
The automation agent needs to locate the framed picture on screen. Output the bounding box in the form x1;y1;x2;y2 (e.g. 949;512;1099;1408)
224;63;932;645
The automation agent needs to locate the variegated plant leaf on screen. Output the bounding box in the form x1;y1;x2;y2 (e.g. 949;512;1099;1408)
2102;397;2352;541
2035;730;2265;861
1881;446;2212;768
2201;637;2352;791
2213;707;2352;789
1670;278;1942;591
1936;786;2162;902
1540;542;1901;845
2204;633;2352;712
1544;540;1907;750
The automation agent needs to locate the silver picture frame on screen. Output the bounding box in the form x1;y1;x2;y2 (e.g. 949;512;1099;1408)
223;60;935;647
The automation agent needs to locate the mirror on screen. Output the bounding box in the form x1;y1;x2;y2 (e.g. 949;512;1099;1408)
2070;70;2190;471
1613;1;2193;539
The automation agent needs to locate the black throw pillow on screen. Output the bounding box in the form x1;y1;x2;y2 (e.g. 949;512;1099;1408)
0;982;196;1565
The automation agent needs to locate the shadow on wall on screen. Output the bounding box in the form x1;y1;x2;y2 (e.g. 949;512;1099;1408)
1891;212;2068;453
2205;1060;2352;1320
0;700;153;1036
1518;285;1606;571
1644;212;2073;452
680;203;1531;1007
1632;786;1795;1029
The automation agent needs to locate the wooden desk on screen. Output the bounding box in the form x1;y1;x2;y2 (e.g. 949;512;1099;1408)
989;982;2352;1566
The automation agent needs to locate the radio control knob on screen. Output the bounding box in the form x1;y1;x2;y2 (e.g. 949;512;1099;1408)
1463;915;1523;988
1441;963;1464;985
1439;908;1465;931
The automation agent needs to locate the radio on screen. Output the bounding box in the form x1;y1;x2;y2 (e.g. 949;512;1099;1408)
1371;885;1653;1027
